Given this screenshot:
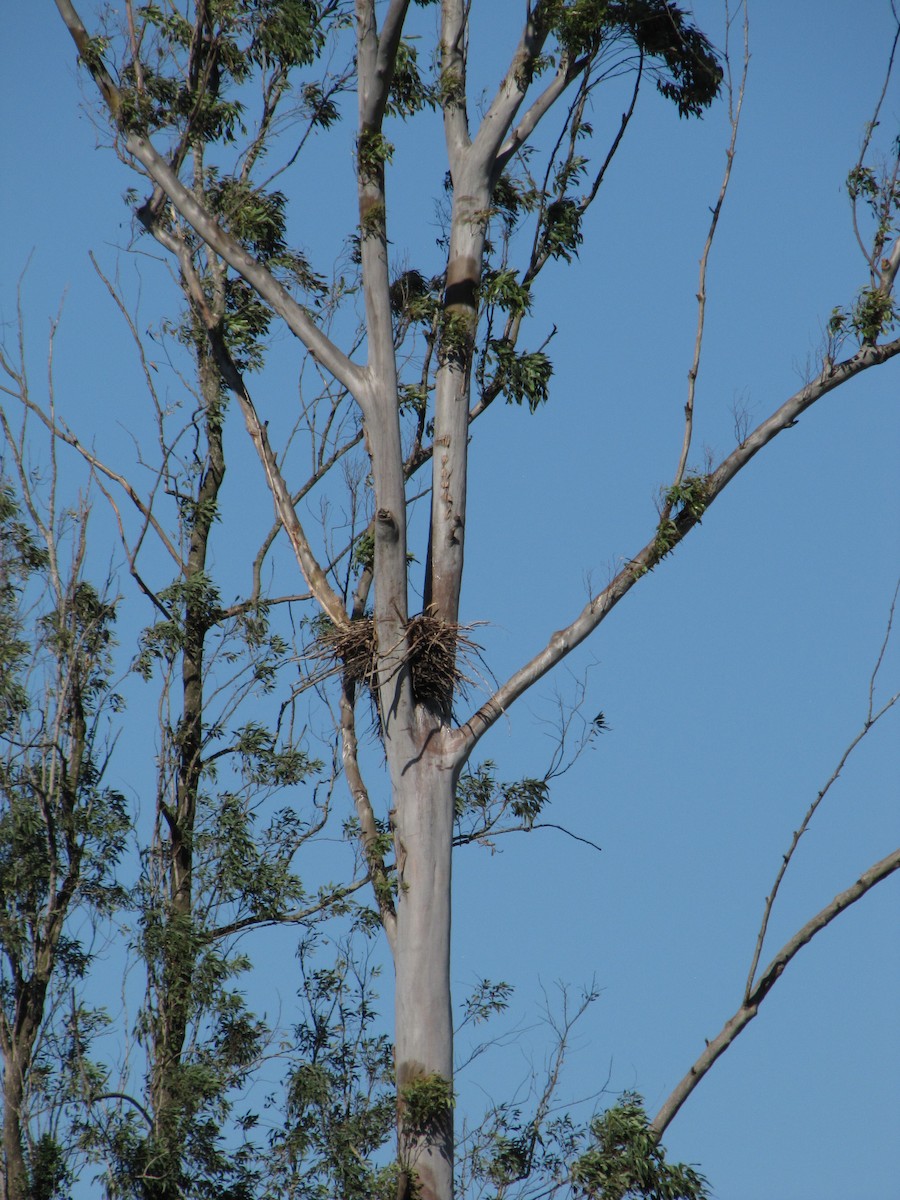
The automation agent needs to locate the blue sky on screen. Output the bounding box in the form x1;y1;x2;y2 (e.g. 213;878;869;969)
2;3;899;1198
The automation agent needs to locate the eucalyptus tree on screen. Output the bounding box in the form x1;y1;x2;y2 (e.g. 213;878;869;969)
41;2;900;1198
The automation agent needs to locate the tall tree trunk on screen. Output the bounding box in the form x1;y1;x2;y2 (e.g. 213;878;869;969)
1;975;50;1200
2;1044;29;1200
391;725;457;1200
149;343;224;1197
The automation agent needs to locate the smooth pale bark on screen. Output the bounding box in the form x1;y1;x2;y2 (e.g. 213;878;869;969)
427;180;487;624
355;9;458;1196
390;726;458;1200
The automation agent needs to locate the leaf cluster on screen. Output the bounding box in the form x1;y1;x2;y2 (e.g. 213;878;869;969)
829;287;898;346
570;1093;709;1199
398;1071;455;1139
487;340;554;412
536;1;721;117
455;760;551;847
386;37;437;118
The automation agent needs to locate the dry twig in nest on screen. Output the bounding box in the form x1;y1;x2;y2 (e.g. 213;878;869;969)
310;614;483;712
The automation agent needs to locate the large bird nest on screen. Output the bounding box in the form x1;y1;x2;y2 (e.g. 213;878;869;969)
311;613;483;713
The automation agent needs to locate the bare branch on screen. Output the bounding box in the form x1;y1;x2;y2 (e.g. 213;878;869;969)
205;877;371;943
469;6;557;174
440;0;470;157
669;4;748;499
744;580;900;1000
374;0;412;104
495;55;579;174
341;681;398;954
453;334;900;764
651;847;900;1139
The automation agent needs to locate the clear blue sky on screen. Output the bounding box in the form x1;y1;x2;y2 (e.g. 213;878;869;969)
2;3;899;1198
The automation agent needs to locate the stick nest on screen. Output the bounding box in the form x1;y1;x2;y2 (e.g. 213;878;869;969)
311;614;482;711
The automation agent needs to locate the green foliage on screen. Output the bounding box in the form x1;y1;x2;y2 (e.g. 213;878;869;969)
541;197;584;262
271;936;397;1199
540;1;721;117
398;383;429;415
455;760;551;846
625;2;722;117
852;287;897;344
487;340;554;411
827;287;897;346
0;484;47;727
29;1133;71;1200
351;529;376;573
247;0;329;70
846;164;879;203
134;571;222;675
440;308;477;362
652;473;711;561
570;1093;709;1199
399;1072;455;1139
482;268;533;318
465;1099;583;1195
386;38;437;117
357;128;395;174
198;787;315;923
390;269;441;325
0;481;130;1192
438;67;465;109
663;474;710;523
489;172;542;232
460;978;514;1027
847;158;900;268
47;3;736;1196
78;32;111;72
124;0;337;140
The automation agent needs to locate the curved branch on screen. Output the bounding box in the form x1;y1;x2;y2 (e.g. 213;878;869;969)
90;1091;154;1129
205;877;371;943
651;847;900;1139
745;684;899;1002
451;334;900;765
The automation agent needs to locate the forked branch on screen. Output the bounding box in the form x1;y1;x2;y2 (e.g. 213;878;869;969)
651;846;900;1139
744;580;899;999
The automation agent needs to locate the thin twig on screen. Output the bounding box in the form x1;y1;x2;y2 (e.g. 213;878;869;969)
670;2;748;497
744;579;900;1001
651;846;900;1140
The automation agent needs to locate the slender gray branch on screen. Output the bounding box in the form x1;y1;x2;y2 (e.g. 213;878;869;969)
651;847;900;1139
670;7;748;498
452;335;900;765
744;578;899;998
